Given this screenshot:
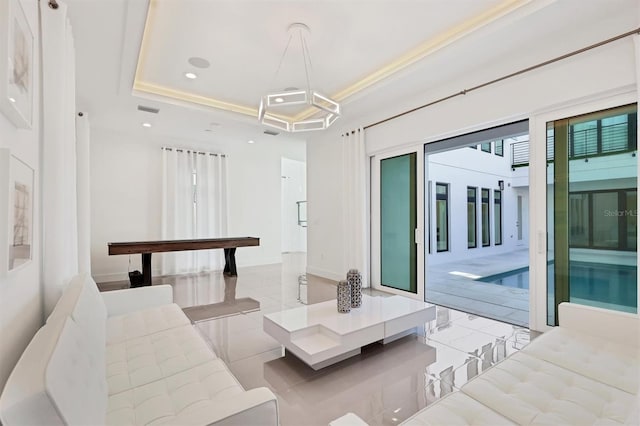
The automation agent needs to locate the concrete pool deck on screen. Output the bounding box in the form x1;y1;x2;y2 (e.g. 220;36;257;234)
426;249;530;327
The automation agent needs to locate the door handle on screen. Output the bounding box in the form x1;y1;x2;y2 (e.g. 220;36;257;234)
415;228;422;245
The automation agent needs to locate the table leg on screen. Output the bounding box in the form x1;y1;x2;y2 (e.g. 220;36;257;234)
142;253;152;286
223;248;238;276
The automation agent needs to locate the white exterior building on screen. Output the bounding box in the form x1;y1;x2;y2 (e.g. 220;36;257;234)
426;136;530;266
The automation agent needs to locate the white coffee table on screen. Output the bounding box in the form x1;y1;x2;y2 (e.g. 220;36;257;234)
263;294;436;370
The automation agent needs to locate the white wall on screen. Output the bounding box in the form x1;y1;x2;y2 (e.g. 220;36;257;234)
281;157;307;253
0;0;42;392
90;127;305;282
307;29;637;281
307;129;344;280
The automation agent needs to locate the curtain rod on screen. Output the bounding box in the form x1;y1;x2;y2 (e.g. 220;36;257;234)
161;147;226;157
363;27;640;131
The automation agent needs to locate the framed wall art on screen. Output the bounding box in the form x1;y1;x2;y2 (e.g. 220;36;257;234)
8;154;34;271
0;0;34;129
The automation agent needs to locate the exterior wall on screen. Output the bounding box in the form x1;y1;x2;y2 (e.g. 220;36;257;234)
546;150;637;267
426;142;529;265
426;131;637;267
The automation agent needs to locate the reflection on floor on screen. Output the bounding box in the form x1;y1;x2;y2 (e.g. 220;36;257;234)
427;248;530;326
98;253;536;425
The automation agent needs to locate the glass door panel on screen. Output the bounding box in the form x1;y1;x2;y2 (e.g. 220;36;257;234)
547;104;637;325
380;153;417;293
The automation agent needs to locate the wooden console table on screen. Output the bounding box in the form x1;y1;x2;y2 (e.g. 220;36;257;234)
108;237;260;286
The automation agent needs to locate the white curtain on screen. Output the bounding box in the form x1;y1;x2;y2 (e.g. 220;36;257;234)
161;148;228;275
40;1;80;314
194;152;228;271
342;128;369;286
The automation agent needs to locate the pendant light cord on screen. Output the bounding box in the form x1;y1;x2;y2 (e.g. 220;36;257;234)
268;34;294;91
300;30;313;92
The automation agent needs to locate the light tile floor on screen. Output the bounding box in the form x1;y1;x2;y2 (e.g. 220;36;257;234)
426;248;530;326
119;253;537;426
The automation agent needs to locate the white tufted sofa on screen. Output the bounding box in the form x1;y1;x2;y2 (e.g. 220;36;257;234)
331;302;639;425
400;302;639;425
0;273;279;425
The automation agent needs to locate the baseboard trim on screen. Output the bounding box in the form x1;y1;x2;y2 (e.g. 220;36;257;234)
236;256;283;268
93;257;285;283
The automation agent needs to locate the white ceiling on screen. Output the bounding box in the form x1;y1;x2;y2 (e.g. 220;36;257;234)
65;0;639;147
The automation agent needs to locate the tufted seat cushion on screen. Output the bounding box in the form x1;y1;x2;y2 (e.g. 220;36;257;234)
521;327;639;394
461;352;639;425
106;359;244;425
401;392;516;426
107;325;217;395
106;304;191;345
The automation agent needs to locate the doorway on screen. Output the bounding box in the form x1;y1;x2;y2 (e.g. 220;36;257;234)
424;121;531;326
281;158;307;253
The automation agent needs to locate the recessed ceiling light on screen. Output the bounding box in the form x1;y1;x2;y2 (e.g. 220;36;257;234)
142;122;152;128
185;72;197;79
188;57;210;69
274;97;284;103
8;97;15;103
247;140;255;144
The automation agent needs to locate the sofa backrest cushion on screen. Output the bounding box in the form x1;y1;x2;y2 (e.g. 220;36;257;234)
47;273;107;328
0;317;108;425
47;317;108;425
46;274;84;323
558;302;639;348
46;274;107;369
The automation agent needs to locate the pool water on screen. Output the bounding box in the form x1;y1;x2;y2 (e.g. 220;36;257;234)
479;266;530;289
478;261;637;309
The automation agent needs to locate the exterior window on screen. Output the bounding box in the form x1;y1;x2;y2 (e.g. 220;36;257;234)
569;193;590;247
495;140;504;156
494;190;502;245
482;188;490;246
469;145;477;149
436;183;449;252
481;142;492;153
627;191;637;250
569;111;636;158
571;120;598;157
468;187;477;248
569;189;637;251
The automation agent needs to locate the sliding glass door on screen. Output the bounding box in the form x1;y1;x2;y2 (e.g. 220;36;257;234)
547;103;637;325
371;148;424;299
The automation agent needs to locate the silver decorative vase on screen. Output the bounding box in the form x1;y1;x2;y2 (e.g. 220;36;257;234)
337;280;351;313
347;269;362;308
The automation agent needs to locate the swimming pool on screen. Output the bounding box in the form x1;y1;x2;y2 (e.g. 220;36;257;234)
478;261;637;309
478;266;530;289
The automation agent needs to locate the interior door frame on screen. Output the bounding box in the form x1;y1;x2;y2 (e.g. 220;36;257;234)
371;145;425;301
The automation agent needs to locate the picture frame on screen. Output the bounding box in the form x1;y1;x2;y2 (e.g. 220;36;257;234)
8;154;34;271
0;0;34;129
